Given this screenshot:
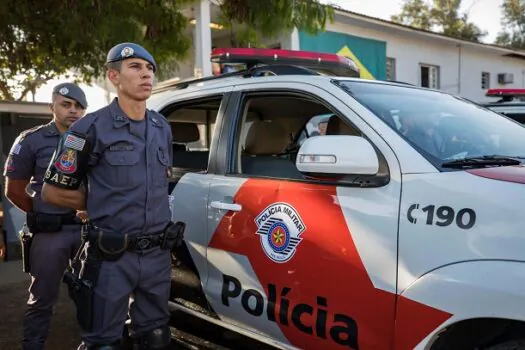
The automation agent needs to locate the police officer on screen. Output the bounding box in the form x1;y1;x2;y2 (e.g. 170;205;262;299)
3;82;88;350
41;43;181;350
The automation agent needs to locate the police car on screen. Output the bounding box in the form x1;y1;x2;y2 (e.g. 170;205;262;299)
149;48;525;350
481;88;525;124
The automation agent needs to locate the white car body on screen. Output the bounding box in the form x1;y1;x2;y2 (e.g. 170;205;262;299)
148;74;525;350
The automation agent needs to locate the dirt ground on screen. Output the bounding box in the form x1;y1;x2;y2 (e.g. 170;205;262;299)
0;281;81;350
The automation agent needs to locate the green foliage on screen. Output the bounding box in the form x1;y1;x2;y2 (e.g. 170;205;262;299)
391;0;433;30
495;0;525;49
0;0;332;100
0;0;192;100
217;0;335;47
391;0;486;42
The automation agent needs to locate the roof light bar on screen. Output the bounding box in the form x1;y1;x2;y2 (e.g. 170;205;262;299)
486;89;525;97
211;48;360;78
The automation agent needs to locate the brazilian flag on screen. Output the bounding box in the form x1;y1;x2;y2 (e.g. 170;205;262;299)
299;31;387;80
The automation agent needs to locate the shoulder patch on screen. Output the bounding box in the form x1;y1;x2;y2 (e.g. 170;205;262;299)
5;155;15;171
10;143;21;155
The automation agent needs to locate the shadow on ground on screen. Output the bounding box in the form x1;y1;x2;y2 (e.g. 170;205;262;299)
0;277;273;350
0;281;81;350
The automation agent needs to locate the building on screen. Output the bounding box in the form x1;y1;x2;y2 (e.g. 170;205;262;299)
183;0;525;103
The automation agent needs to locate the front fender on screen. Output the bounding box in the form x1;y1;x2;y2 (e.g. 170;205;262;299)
395;260;525;350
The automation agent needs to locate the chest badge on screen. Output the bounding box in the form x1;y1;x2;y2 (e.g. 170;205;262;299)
255;202;306;263
55;148;77;174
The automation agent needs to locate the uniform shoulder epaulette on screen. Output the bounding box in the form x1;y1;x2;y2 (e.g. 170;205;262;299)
151;109;170;126
72;112;99;135
16;124;49;142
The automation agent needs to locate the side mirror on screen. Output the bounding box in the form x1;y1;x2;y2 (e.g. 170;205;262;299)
296;135;379;175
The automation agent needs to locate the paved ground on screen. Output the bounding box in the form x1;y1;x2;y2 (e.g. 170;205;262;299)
0;260;273;350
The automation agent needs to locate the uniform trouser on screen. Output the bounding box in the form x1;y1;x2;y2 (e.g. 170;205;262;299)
22;224;81;350
80;246;172;347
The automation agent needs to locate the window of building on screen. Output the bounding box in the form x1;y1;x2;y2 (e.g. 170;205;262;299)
386;57;396;81
420;64;440;89
481;72;490;89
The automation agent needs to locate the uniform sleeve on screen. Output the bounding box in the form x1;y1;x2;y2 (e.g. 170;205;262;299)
43;128;92;190
3;136;34;180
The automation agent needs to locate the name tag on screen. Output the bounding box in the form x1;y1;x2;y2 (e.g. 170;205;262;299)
109;142;134;151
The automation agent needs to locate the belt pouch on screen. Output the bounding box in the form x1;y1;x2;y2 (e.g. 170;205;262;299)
92;229;129;261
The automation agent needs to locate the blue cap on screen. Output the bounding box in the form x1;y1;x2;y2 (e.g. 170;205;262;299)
52;83;88;109
106;42;157;72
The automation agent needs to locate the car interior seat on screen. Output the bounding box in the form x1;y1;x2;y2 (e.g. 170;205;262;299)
242;120;304;179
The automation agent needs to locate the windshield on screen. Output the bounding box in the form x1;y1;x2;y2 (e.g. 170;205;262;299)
338;80;525;167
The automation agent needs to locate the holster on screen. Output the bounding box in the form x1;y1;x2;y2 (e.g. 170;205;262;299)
18;225;32;273
63;267;96;332
88;226;129;261
63;223;101;332
161;221;186;251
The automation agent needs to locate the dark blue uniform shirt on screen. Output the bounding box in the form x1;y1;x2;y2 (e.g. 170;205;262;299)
69;98;172;235
3;122;75;215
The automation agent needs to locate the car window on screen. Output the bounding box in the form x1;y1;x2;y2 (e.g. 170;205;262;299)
484;105;525;124
296;113;332;146
231;94;364;181
338;80;525;166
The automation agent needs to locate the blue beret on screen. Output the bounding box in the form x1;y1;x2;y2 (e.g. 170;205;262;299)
106;42;157;72
52;83;88;109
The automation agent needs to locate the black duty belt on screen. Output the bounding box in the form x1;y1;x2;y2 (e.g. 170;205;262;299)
127;232;165;251
27;212;81;234
61;214;82;225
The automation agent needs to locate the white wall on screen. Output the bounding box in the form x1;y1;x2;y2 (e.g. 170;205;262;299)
460;49;525;102
326;20;525;103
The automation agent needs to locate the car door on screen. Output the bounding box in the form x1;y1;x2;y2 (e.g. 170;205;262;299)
203;80;403;350
151;86;234;316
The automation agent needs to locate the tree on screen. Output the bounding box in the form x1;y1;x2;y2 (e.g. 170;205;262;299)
0;0;333;101
495;0;525;50
218;0;334;47
391;0;433;30
0;0;192;101
391;0;487;42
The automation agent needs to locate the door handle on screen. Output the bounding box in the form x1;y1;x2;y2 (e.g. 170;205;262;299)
210;201;242;212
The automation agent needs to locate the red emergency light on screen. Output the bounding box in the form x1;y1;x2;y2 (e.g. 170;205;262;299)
486;88;525;97
210;47;360;78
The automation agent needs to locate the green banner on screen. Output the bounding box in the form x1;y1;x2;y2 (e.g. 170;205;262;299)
299;31;387;80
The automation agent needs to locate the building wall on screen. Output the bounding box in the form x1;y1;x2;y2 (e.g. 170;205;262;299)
324;21;525;103
299;30;387;80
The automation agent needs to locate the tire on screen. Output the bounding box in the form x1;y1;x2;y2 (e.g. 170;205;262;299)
486;340;525;350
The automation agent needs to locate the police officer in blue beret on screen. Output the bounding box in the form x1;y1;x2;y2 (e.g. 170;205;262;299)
41;43;183;350
3;82;87;350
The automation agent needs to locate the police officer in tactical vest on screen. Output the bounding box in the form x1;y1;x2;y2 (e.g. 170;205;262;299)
41;43;185;350
3;83;88;350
